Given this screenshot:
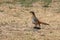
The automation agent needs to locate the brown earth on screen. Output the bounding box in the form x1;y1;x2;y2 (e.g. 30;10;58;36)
0;0;60;40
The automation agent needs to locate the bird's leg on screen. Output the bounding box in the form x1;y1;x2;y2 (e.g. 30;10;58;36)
34;24;37;28
38;23;40;27
34;24;41;29
37;24;41;29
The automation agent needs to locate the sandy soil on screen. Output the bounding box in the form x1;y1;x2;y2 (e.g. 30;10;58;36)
0;0;60;40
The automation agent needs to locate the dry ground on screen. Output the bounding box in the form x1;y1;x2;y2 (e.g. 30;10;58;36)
0;0;60;40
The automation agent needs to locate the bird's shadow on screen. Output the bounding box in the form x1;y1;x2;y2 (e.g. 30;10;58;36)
33;26;41;30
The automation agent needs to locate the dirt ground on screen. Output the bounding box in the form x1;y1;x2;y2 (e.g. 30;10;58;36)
0;0;60;40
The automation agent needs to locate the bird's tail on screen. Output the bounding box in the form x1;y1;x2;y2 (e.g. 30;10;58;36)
40;22;49;25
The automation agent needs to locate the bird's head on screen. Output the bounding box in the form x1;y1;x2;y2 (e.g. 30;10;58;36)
30;11;35;15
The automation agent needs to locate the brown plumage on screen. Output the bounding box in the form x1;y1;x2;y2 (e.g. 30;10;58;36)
30;11;49;29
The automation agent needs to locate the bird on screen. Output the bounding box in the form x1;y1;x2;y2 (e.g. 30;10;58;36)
30;11;49;29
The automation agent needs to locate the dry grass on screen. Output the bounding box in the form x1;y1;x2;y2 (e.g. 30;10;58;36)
0;0;60;40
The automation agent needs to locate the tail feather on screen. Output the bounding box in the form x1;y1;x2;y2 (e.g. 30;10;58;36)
40;22;49;25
